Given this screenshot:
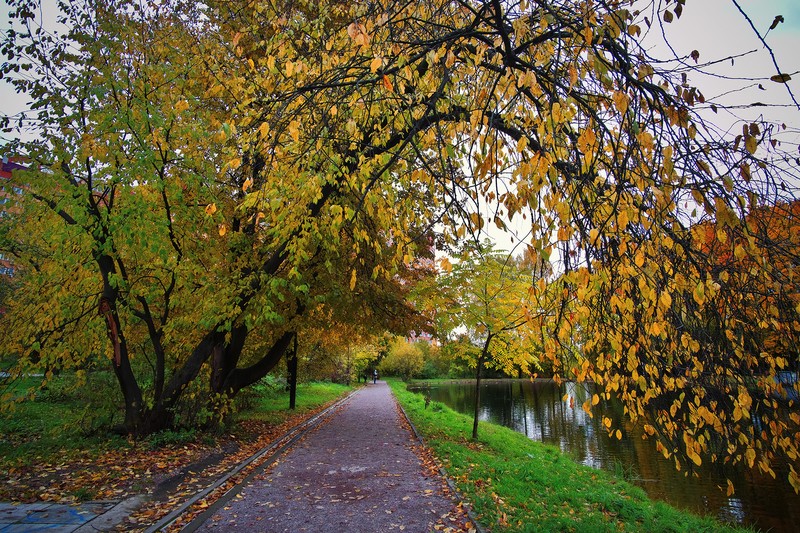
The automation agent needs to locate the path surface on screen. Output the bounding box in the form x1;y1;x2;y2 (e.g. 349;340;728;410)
195;381;457;532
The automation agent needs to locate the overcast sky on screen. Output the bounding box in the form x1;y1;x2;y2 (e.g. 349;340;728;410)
1;0;799;144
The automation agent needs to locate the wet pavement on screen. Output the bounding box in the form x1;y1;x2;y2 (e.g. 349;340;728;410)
0;495;145;532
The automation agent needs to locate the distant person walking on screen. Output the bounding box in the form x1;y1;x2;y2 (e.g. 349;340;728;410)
373;369;378;384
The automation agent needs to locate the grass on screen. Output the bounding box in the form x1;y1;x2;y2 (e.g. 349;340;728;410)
389;379;751;533
0;374;130;463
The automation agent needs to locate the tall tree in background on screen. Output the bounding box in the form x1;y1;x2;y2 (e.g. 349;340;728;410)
422;242;537;439
1;0;799;490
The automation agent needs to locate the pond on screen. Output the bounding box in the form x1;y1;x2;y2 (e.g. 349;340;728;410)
409;379;800;533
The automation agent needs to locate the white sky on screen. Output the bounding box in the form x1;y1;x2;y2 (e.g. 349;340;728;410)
2;1;798;140
1;1;798;131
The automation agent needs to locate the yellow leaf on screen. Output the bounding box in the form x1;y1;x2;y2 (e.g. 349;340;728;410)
174;99;189;113
689;450;702;466
789;467;800;493
693;283;705;305
242;178;253;192
382;75;394;92
615;429;622;440
745;135;757;155
445;49;456;68
370;56;382;73
583;25;592;44
349;269;357;291
659;291;672;310
617;209;629;230
285;61;295;77
592;393;600;406
227;157;242;170
205;203;217;216
612;90;628;114
288;120;300;143
745;448;756;468
651;322;662;336
218;224;227;237
726;479;735;497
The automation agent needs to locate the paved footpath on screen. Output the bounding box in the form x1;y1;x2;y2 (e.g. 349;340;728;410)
196;381;457;532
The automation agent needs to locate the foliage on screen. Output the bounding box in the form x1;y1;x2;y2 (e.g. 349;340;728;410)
416;341;451;379
389;380;748;533
0;0;427;435
0;373;129;463
378;338;425;381
425;243;538;373
296;316;385;383
1;0;798;489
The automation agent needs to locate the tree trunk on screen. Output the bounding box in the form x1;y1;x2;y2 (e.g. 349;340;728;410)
222;331;296;393
287;332;298;409
97;293;144;436
210;325;248;394
472;335;492;440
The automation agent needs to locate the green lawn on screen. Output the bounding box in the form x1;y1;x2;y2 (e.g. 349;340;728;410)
389;379;752;533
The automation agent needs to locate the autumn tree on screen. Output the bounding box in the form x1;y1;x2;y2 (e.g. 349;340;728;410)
1;0;799;491
421;242;537;439
378;337;425;381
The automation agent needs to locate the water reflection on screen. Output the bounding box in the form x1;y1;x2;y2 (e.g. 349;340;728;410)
412;379;800;533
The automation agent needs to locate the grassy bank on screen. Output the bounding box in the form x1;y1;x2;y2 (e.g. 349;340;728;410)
389;380;749;533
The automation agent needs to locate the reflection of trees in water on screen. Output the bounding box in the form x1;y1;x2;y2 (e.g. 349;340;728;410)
418;380;800;532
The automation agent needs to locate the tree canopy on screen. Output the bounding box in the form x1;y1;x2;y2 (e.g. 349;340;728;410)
1;0;799;490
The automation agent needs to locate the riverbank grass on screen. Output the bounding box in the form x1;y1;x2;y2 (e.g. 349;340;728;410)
389;380;749;533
